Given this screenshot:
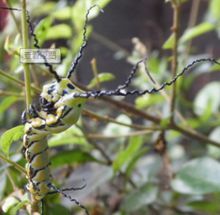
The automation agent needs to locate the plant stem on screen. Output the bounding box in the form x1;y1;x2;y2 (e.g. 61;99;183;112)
21;1;40;214
21;0;32;110
0;69;40;93
0;69;25;87
0;90;23;97
0;154;26;174
170;0;180;123
83;109;148;130
73;129;156;139
90;58;101;88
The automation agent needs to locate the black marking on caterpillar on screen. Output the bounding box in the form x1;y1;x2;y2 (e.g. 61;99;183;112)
61;107;73;119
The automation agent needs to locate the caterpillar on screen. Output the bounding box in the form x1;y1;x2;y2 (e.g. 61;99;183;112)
20;6;98;215
21;79;88;213
1;3;220;215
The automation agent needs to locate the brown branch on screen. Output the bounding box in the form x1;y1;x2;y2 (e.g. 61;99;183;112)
83;109;149;130
101;97;220;148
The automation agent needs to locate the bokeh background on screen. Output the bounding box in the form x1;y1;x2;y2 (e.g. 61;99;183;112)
1;0;220;215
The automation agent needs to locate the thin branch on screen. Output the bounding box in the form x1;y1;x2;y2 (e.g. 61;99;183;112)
6;170;18;190
144;64;189;126
0;69;25;87
90;58;101;89
21;0;39;213
0;90;23;97
0;69;40;93
21;0;32;110
170;1;180;123
83;109;149;130
0;154;26;174
78;129;156;139
101;97;220;147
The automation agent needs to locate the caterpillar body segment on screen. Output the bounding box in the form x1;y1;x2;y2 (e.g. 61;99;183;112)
22;78;86;201
23;118;50;201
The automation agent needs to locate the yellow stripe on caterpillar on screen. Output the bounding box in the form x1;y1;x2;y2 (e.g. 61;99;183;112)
27;181;50;201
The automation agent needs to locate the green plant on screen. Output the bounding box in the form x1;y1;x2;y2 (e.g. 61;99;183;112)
0;0;220;215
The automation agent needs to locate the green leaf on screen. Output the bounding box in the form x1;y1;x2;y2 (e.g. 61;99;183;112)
0;96;18;115
187;200;220;214
0;125;24;156
2;193;28;215
33;2;56;15
51;7;72;20
172;157;220;194
147;56;164;74
51;149;98;167
113;136;144;172
180;22;215;43
162;33;174;50
125;147;149;176
160;117;171;129
47;204;70;215
193;82;220;116
4;34;21;55
48;125;88;147
135;94;164;109
209;0;220;21
35;17;53;45
9;199;29;215
46;24;72;40
88;73;115;88
72;0;109;30
2;196;19;213
2;194;28;214
104;115;131;143
208;127;220;159
121;184;158;212
210;60;220;71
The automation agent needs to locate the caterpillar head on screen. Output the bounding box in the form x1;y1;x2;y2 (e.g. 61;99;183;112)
39;78;84;109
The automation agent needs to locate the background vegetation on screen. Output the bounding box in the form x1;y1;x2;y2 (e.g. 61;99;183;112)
0;0;220;214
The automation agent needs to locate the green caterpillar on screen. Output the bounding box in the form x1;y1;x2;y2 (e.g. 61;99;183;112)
22;78;86;201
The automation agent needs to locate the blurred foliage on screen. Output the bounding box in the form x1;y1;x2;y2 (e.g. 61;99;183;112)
0;0;220;215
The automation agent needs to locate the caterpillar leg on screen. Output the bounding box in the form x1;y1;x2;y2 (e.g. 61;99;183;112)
21;110;27;124
21;104;40;124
